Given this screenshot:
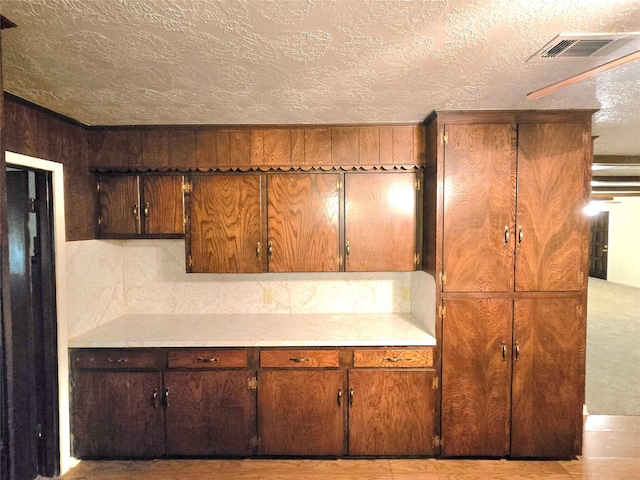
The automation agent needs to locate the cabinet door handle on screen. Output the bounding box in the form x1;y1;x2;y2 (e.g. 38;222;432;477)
345;241;351;258
143;201;150;218
504;226;509;245
514;341;520;359
383;356;404;363
267;242;273;260
337;388;342;407
518;226;524;244
502;343;507;361
349;387;354;406
289;357;310;363
164;387;170;407
256;242;261;261
152;388;160;409
197;357;219;363
132;203;139;219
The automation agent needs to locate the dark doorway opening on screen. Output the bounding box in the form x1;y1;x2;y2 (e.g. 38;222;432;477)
589;211;609;280
4;166;59;480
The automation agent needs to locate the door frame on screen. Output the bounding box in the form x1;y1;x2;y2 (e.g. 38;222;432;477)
5;152;72;475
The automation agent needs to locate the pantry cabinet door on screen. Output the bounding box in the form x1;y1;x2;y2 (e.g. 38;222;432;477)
515;123;590;291
442;123;516;292
345;172;416;271
441;298;512;457
98;175;141;236
164;371;253;456
190;174;263;273
142;175;184;235
511;297;585;458
267;173;340;272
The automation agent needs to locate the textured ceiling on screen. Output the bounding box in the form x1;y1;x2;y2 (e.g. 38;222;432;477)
2;0;640;155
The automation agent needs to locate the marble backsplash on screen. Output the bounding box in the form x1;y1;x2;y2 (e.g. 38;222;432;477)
66;239;435;338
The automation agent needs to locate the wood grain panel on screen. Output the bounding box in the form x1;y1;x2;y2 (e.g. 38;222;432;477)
515;123;589;292
164;371;252;456
189;174;262;273
379;126;393;164
511;297;585;458
290;129;305;166
442;123;516;292
127;130;144;169
331;128;358;165
98;175;140;235
258;370;344;456
36;111;62;161
168;130;196;169
92;130;129;169
267;173;340;272
260;350;339;368
263;129;291;166
216;130;230;167
358;127;379;165
352;349;433;368
142;130;169;169
229;129;251;167
348;370;436;456
142;175;184;235
441;298;512;457
72;371;164;458
195;130;217;169
251;129;264;166
304;129;331;165
73;349;162;370
3;98;36;155
168;349;248;369
392;126;414;164
345;172;416;271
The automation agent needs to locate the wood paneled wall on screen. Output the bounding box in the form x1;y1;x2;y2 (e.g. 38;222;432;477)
89;125;426;171
2;94;95;241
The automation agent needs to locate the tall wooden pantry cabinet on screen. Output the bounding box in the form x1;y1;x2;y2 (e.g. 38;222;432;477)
422;110;595;459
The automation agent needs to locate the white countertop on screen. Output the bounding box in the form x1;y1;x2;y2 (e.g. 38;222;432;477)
68;313;436;348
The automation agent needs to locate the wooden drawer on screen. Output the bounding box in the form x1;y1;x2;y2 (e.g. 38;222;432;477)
72;349;162;369
353;349;434;368
168;349;248;368
260;349;340;368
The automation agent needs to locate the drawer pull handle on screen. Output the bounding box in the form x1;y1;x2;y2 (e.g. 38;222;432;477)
502;343;507;361
132;203;139;219
164;387;170;407
152;388;160;409
143;201;150;218
504;226;509;245
515;341;520;359
256;242;261;261
383;356;404;363
349;387;354;406
106;358;127;364
289;357;311;363
267;242;273;260
346;240;351;258
337;388;342;407
518;226;524;244
197;357;219;363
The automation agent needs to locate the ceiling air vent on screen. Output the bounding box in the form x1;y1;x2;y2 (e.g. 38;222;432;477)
527;33;640;62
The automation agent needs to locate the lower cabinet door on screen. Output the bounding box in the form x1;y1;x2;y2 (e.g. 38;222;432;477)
72;371;164;458
164;371;253;456
441;298;512;457
258;370;345;456
348;370;437;456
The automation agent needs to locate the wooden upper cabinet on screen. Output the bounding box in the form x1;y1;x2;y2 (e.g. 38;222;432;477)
442;123;516;292
514;123;589;292
189;174;263;273
441;298;512;457
511;297;585;458
267;173;340;272
98;175;141;235
98;174;184;237
345;172;417;272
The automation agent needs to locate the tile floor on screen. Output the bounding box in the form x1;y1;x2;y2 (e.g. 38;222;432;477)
58;415;639;480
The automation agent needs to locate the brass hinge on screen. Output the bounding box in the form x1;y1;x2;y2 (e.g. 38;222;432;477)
183;217;187;226
432;376;439;390
440;272;446;285
415;178;422;190
182;180;192;193
336;180;343;191
248;377;258;390
97;182;101;192
414;253;421;266
442;133;448;144
577;304;583;317
432;436;443;448
97;215;102;226
250;436;260;448
579;270;584;286
337;255;343;267
439;305;446;319
187;255;193;269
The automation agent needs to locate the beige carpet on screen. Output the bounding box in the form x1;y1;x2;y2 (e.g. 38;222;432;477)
585;278;640;415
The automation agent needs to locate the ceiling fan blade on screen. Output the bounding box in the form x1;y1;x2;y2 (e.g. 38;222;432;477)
527;49;640;99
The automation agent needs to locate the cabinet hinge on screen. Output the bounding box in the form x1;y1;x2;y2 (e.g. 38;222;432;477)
432;376;439;390
248;377;258;390
97;182;101;192
250;436;260;448
97;215;102;226
337;255;343;266
187;255;193;269
442;133;448;144
439;305;446;320
336;180;343;191
415;178;422;190
440;272;446;285
579;270;585;286
577;304;583;317
182;180;192;193
432;435;443;448
414;253;421;266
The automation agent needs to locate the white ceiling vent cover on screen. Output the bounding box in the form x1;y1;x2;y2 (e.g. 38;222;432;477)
527;33;640;62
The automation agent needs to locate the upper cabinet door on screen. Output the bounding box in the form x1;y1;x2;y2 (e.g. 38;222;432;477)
267;173;340;272
345;172;416;272
190;174;263;273
515;123;589;292
98;175;141;236
442;124;516;292
142;175;185;235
